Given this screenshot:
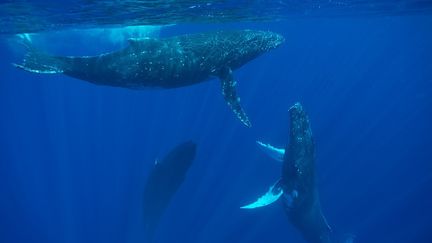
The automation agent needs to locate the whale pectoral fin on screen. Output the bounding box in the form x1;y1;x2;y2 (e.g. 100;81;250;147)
219;67;251;127
240;180;283;209
256;141;285;162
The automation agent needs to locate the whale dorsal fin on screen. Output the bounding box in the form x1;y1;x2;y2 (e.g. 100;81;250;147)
240;179;283;209
219;67;251;127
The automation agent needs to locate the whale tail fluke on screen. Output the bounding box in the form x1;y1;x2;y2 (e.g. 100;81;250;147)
13;35;65;74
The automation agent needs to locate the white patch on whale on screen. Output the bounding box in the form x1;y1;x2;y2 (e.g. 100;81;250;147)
241;182;283;209
256;140;285;162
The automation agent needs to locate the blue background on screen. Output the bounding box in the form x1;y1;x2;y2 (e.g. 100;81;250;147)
1;16;431;243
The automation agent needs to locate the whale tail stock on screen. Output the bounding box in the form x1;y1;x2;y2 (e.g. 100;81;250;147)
13;34;65;74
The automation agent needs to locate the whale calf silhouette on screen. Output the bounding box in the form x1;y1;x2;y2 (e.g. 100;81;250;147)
14;30;284;127
142;141;196;242
241;103;353;243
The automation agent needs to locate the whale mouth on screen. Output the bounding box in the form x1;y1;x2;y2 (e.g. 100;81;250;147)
241;30;284;52
273;33;285;47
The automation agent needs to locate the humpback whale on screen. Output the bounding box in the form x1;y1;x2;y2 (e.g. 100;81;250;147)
241;103;353;243
14;30;284;127
142;141;196;241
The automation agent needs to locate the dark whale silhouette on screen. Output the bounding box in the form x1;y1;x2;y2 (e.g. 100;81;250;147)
241;103;353;243
142;141;196;242
14;30;284;127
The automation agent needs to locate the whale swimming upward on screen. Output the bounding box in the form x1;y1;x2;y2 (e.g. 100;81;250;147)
14;30;284;127
241;103;353;243
142;141;196;242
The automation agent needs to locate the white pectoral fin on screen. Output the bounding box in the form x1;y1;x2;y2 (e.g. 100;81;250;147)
240;181;283;209
256;141;285;162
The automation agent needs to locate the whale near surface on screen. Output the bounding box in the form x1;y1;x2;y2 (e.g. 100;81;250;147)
142;141;197;241
242;103;353;243
14;30;284;127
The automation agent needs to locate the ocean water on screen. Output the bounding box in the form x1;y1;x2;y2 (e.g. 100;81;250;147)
1;1;432;243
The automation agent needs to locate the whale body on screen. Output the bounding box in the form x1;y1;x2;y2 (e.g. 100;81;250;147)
241;103;353;243
14;30;284;127
142;141;196;241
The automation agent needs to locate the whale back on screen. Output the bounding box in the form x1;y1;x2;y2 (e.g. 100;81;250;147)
142;141;197;241
171;30;284;72
121;30;284;88
282;103;333;243
282;103;316;207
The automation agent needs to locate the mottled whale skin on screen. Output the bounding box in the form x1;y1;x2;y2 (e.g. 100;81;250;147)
281;103;332;243
242;103;352;243
14;30;284;127
142;141;196;241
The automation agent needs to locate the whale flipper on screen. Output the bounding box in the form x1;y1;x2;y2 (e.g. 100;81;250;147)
220;67;251;127
256;141;285;162
241;180;283;209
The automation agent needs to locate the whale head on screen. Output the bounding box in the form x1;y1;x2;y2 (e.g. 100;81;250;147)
241;30;285;52
221;30;284;68
257;30;285;51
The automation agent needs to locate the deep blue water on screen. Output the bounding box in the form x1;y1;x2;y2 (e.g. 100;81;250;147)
1;11;432;243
